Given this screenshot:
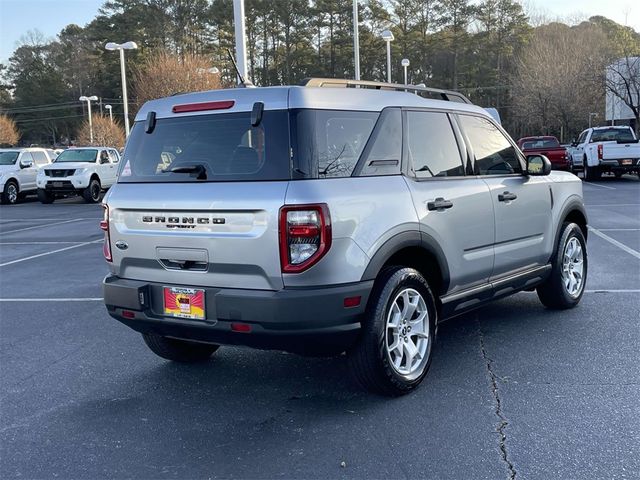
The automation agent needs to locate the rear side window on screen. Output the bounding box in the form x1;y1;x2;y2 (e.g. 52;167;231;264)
292;110;378;178
32;151;49;166
458;115;522;175
406;111;465;178
108;150;119;163
119;111;290;183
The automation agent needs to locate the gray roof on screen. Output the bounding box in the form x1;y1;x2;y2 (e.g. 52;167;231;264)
135;85;489;122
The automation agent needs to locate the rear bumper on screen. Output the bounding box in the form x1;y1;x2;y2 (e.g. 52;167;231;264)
103;275;373;354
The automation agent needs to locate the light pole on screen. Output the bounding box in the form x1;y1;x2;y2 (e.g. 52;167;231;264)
381;30;394;83
589;112;598;128
233;0;248;85
79;95;98;144
105;104;113;123
105;41;137;136
401;58;410;85
353;0;360;80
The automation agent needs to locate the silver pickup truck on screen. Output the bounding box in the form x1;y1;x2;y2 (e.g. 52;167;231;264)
570;126;640;180
101;78;589;396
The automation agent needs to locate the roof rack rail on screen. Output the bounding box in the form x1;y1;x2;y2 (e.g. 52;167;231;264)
300;78;472;104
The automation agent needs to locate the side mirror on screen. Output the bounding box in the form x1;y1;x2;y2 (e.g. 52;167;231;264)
526;154;551;176
20;158;33;169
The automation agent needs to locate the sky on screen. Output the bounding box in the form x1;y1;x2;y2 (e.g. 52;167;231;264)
1;0;639;64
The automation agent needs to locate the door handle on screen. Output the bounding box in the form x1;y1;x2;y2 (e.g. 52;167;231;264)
498;191;517;202
427;197;453;211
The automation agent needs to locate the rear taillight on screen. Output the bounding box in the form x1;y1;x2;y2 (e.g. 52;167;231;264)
597;144;603;160
101;204;112;262
279;204;331;273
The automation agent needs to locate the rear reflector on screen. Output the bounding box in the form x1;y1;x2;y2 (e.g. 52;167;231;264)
172;100;235;113
122;310;135;319
343;296;361;308
231;322;252;333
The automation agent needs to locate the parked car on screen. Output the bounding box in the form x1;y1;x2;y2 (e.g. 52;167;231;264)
0;147;55;205
570;126;640;180
102;78;588;396
37;146;121;203
517;136;570;171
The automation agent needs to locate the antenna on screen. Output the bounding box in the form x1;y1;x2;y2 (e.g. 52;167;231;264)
226;48;253;87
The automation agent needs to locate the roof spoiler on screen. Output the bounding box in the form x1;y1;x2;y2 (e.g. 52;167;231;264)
300;78;472;104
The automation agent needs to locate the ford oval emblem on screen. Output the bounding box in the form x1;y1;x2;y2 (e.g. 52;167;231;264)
115;240;128;250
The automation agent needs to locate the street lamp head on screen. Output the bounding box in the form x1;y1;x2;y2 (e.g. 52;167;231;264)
79;96;88;101
401;58;410;67
105;41;138;51
105;105;112;110
88;96;98;101
381;30;394;42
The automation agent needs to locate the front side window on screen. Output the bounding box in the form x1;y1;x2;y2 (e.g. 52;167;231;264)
406;111;465;178
293;110;378;178
0;151;19;165
458;115;522;175
119;110;290;183
56;149;98;163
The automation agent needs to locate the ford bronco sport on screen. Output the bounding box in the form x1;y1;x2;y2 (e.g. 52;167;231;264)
102;78;588;396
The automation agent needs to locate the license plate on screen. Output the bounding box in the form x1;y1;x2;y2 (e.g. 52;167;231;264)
53;182;63;188
163;287;205;320
621;159;632;165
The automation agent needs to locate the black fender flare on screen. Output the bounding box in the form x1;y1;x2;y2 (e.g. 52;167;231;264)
552;196;588;256
360;230;451;294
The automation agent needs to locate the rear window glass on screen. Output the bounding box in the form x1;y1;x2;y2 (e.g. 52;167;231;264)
56;149;98;163
119;111;290;183
292;110;379;178
590;128;635;143
521;138;559;149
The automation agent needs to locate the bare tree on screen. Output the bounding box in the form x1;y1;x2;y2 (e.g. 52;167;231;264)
132;50;222;107
76;116;125;149
606;51;640;134
0;115;20;146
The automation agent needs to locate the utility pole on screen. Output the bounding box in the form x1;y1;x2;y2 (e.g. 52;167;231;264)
233;0;248;85
353;0;360;80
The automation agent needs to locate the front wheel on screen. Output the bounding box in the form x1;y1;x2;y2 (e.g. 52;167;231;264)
37;188;55;204
142;333;219;363
537;222;587;309
348;267;437;396
1;180;19;205
82;178;102;203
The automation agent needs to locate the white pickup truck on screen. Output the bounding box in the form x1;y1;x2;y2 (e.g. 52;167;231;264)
570;126;640;180
37;146;120;203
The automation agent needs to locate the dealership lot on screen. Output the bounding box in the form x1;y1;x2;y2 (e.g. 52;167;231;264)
1;177;639;479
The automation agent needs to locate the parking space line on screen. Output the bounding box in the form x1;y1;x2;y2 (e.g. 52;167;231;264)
0;298;103;302
585;289;640;293
0;218;99;223
0;241;94;245
583;182;616;190
0;218;91;235
588;226;640;260
597;228;640;232
0;240;102;267
585;204;640;207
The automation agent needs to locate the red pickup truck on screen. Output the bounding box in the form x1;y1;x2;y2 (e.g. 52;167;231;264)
517;136;570;171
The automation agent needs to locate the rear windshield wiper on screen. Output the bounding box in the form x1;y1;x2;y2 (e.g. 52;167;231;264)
163;164;208;180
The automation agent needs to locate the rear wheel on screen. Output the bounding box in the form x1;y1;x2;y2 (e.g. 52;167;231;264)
585;164;601;181
37;188;55;204
82;178;101;203
537;222;587;309
1;180;19;205
614;171;623;178
348;267;437;396
142;333;219;363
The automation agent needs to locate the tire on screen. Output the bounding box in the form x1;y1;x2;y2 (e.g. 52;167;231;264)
82;178;102;203
614;171;623;178
37;188;55;204
585;164;601;181
142;333;219;363
537;222;587;309
348;267;437;396
1;180;19;205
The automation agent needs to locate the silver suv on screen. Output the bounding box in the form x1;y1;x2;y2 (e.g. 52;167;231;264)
102;79;588;395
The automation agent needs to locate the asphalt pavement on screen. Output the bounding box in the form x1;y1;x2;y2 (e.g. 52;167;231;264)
1;175;639;479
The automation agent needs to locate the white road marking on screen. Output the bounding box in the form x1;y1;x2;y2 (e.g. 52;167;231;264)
0;298;103;302
0;218;91;235
585;289;640;293
585;204;640;207
583;182;616;190
0;240;102;267
0;218;98;223
588;226;640;260
0;241;94;245
597;229;640;232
